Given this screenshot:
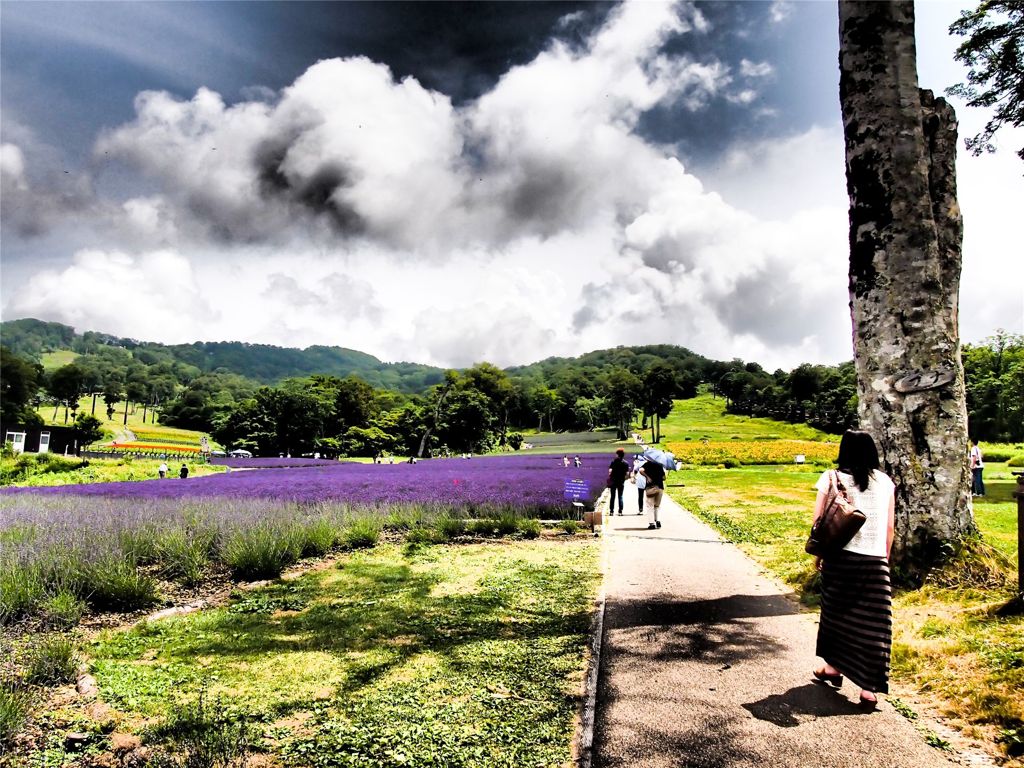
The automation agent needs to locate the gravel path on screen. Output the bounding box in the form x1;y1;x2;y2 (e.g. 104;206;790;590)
591;490;951;768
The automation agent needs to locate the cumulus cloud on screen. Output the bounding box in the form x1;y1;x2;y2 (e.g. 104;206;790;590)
2;0;891;370
6;249;215;342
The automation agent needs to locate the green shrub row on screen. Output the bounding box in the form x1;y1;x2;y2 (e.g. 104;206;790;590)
1;508;576;623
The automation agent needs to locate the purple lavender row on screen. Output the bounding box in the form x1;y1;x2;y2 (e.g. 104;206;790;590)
0;454;606;507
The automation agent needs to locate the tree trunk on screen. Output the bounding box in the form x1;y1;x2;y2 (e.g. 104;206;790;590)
91;393;97;415
417;428;432;458
124;402;130;426
839;1;973;580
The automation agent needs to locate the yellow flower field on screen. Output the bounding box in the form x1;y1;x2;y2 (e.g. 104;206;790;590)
665;439;839;466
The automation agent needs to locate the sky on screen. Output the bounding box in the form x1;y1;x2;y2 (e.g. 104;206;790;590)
1;0;1021;371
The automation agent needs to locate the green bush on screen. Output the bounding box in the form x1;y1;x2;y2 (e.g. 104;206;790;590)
25;635;79;686
221;527;301;581
297;519;338;557
339;519;380;551
80;556;158;611
465;518;494;536
558;519;581;535
495;512;520;536
40;591;87;628
983;449;1016;463
0;680;30;748
406;527;444;545
157;530;214;586
0;563;46;623
1006;454;1024;468
517;518;542;539
383;505;425;532
436;515;466;540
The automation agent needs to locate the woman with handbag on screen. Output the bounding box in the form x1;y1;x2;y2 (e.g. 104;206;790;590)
810;430;895;711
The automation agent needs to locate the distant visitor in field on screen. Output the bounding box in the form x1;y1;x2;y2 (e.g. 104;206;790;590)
969;439;985;497
607;449;629;515
574;455;582;468
157;461;168;479
563;455;571;467
638;455;665;529
179;464;188;479
811;430;895;711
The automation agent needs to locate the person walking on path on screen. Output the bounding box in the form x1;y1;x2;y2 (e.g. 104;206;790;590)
607;449;630;515
631;454;646;513
970;439;985;496
179;463;189;479
639;454;666;529
811;429;895;711
158;461;168;479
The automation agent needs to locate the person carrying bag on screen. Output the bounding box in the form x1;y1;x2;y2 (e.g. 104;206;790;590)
808;430;896;711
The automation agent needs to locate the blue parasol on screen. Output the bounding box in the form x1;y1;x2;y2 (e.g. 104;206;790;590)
643;448;676;470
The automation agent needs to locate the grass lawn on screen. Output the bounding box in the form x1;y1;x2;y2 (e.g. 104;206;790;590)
39;350;79;371
33;539;599;767
35;395;215;448
657;394;838;442
0;454;225;487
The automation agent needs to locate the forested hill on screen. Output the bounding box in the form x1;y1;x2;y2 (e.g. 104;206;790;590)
509;344;713;381
0;318;444;392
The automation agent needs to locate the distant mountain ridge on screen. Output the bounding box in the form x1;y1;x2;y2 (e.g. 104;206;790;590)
0;318;445;393
0;318;715;394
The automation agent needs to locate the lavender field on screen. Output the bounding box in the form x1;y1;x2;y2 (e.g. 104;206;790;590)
0;454;606;622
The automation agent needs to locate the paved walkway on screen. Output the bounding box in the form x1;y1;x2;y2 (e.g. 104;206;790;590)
592;491;950;768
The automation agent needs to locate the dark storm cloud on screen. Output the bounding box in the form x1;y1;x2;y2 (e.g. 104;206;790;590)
253;139;364;235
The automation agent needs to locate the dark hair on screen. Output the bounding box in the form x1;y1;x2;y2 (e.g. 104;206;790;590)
615;449;625;458
836;429;880;492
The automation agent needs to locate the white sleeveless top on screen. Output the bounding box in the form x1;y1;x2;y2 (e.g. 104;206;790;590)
815;469;894;558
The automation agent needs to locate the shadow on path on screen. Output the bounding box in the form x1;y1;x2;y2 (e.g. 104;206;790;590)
743;682;865;727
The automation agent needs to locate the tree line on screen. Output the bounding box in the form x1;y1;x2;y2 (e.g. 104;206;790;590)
2;328;1020;455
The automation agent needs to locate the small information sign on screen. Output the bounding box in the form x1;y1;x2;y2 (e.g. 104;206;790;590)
563;478;590;501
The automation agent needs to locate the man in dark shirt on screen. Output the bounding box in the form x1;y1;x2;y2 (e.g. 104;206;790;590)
608;448;630;515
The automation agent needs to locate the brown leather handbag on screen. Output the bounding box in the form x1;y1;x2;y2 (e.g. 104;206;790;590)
805;471;867;557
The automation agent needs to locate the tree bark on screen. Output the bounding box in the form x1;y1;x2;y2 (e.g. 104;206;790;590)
839;1;974;580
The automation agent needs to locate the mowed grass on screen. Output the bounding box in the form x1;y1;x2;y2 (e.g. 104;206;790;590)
36;396;215;447
39;350;79;370
657;394;838;442
0;454;225;487
71;539;599;767
662;395;1022;759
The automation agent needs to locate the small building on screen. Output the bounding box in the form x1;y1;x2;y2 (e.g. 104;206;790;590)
1;422;82;456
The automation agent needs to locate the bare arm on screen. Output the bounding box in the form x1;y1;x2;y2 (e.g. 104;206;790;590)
811;489;827;524
885;492;895;559
812;488;827;571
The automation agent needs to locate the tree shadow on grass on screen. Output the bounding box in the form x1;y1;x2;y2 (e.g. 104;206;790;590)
98;550;600;717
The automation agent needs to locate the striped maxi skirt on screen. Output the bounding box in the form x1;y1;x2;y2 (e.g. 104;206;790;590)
816;550;892;694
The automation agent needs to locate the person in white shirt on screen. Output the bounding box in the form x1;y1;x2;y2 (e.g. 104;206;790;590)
810;430;895;711
970;439;985;496
631;455;646;514
157;461;168;479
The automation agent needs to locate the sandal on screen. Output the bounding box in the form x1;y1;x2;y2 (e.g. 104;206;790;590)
812;668;843;688
858;692;878;711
